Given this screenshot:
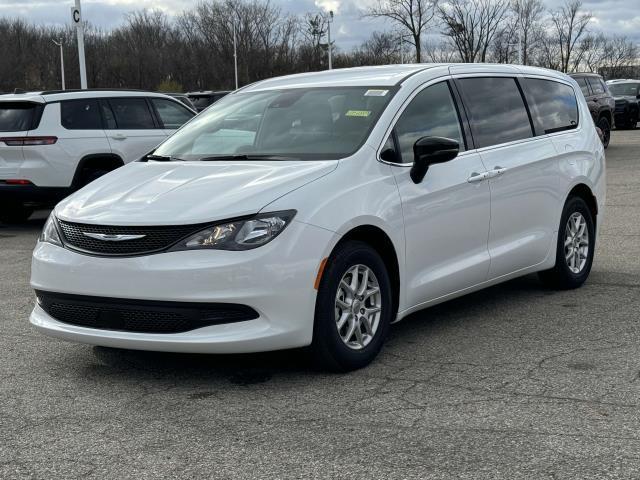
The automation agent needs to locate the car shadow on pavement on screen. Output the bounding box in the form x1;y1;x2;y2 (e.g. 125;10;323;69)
0;210;49;234
87;273;548;384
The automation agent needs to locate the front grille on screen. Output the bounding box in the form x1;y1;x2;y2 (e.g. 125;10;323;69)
36;290;259;334
57;220;206;256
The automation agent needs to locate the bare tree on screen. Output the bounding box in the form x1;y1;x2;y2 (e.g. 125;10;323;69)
511;0;544;65
439;0;509;63
550;0;592;73
364;0;439;63
599;36;639;78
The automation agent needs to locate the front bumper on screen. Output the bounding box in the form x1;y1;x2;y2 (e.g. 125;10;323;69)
30;220;335;353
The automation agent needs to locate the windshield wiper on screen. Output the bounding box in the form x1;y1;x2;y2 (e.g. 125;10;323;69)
197;154;298;162
143;154;187;162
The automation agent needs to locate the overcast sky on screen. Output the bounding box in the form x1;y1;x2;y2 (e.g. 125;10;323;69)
1;0;639;50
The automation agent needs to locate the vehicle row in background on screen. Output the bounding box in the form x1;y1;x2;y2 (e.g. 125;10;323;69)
607;79;640;130
0;89;196;223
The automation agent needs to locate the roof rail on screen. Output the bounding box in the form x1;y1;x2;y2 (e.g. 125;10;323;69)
38;88;154;95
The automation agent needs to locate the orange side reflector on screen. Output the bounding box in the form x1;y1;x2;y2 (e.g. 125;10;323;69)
314;257;328;290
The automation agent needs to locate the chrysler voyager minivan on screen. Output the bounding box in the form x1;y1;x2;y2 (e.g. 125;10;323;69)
30;64;606;371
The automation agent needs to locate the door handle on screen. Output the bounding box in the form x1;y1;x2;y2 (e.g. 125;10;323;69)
487;166;507;178
111;134;127;140
467;171;489;183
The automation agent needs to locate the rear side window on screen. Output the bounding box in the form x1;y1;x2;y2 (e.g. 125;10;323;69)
457;77;533;148
61;99;102;130
151;99;194;129
523;79;579;135
107;98;155;129
393;82;465;164
587;77;605;94
575;77;591;97
0;102;39;132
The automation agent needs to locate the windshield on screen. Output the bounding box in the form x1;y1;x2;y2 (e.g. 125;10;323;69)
154;87;395;161
609;83;640;97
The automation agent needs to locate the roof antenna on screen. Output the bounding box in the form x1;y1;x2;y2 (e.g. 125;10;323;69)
13;88;26;94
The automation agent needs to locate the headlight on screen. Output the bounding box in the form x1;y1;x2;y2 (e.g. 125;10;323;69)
170;210;296;251
40;214;63;247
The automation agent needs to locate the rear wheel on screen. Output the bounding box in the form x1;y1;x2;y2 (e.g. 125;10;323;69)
538;196;595;290
76;168;110;188
0;200;33;224
311;241;393;372
597;117;611;148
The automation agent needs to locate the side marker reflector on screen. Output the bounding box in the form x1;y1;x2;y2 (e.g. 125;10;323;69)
314;257;328;290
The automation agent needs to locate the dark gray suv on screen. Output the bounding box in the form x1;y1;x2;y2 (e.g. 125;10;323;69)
570;73;615;148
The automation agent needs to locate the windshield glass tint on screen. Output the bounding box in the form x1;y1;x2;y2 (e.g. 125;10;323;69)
609;83;640;96
0;102;37;132
154;87;395;160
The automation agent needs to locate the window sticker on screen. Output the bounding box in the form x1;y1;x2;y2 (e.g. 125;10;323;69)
345;110;372;118
364;89;389;97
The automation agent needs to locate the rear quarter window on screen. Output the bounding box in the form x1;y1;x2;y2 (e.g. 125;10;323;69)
523;79;579;135
587;77;605;95
61;99;102;130
0;102;40;132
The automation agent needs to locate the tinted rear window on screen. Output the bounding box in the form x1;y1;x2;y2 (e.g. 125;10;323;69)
0;102;38;132
457;77;533;148
61;99;102;130
108;98;155;129
524;79;579;135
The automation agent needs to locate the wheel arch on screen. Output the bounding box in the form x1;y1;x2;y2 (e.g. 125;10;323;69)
567;183;598;227
329;224;401;320
71;153;125;188
598;109;612;125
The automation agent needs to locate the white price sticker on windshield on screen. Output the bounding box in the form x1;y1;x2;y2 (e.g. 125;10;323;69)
364;89;389;97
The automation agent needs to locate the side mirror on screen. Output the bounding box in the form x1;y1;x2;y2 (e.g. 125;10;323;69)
410;136;459;184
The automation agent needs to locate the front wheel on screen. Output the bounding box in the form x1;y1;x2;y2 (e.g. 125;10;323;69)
311;241;393;372
597;117;610;148
538;196;595;290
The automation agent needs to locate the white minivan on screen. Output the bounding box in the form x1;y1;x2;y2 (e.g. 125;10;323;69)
0;90;195;223
30;64;606;371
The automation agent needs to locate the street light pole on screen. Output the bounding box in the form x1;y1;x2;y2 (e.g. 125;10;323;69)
71;0;87;89
52;40;65;90
233;23;238;90
327;10;334;70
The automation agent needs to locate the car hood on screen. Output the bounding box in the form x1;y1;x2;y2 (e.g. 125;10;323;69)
55;160;338;225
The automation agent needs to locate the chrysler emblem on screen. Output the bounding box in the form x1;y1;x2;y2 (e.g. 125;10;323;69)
82;232;146;242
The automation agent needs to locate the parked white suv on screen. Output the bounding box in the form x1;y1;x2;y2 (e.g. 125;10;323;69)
0;90;195;223
31;64;606;371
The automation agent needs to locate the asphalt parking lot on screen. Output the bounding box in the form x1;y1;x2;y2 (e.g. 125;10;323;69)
1;130;639;480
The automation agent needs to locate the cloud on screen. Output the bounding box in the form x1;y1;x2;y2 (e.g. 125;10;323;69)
0;0;638;49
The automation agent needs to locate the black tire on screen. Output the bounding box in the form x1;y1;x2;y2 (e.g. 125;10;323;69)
311;241;393;372
77;168;110;189
597;117;610;149
538;196;595;290
0;200;34;224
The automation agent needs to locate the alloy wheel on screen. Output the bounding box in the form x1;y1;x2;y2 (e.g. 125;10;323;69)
334;264;382;350
564;212;590;274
